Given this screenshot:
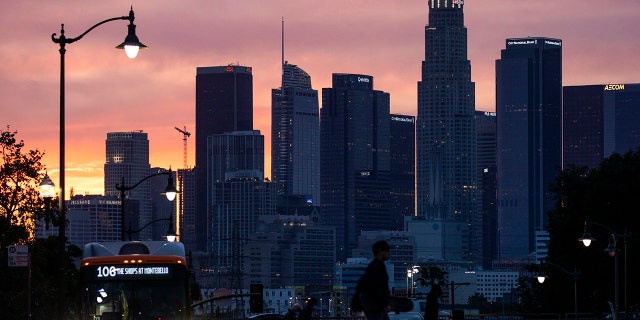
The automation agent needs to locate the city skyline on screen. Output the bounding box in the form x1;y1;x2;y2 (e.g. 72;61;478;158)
2;1;639;196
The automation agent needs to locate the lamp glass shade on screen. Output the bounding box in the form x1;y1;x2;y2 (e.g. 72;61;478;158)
39;174;56;199
124;45;140;59
537;276;546;284
164;191;177;202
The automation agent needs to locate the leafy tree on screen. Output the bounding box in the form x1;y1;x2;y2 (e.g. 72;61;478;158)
0;127;81;319
0;126;46;246
415;264;448;287
546;149;640;317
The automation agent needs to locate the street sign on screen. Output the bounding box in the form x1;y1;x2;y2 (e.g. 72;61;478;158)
7;244;29;267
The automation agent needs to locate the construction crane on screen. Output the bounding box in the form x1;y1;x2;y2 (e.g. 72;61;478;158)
175;126;191;169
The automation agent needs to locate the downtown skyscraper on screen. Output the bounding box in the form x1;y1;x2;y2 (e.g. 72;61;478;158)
271;63;320;204
321;73;391;262
416;0;477;262
195;65;253;252
563;83;640;169
496;37;562;260
104;131;152;239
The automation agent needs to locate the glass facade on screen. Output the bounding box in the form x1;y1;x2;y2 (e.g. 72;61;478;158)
104;131;151;239
416;0;477;262
271;63;320;204
564;83;640;169
195;65;254;252
320;73;391;262
496;37;562;259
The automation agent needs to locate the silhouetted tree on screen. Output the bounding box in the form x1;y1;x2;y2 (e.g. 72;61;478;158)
0;127;81;320
546;149;640;316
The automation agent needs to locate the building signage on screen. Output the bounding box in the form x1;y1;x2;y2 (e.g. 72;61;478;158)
391;116;415;123
544;40;562;46
357;77;370;83
604;84;625;91
508;39;537;46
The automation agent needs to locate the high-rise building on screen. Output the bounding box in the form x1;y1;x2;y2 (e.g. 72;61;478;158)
563;83;640;169
195;65;253;252
416;0;477;262
496;37;562;260
271;63;320;204
177;168;196;250
243;214;335;289
390;114;415;230
104;131;152;239
476;111;497;269
320;73;391;262
212;176;276;290
36;195;122;247
208;130;269;285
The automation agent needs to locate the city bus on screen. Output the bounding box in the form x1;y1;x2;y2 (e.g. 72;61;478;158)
78;241;193;320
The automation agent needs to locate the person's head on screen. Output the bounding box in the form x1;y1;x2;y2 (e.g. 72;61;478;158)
372;240;391;260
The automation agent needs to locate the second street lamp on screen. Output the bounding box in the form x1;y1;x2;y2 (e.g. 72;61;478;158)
116;168;178;241
578;220;631;320
536;262;580;320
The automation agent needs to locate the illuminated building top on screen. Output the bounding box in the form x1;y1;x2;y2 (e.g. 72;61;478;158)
429;0;463;9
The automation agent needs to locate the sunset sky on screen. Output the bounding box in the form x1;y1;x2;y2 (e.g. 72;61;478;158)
2;1;639;197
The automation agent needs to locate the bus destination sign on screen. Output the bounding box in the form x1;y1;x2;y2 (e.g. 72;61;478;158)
89;265;173;280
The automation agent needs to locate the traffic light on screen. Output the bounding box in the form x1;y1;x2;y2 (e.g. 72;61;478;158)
249;283;264;313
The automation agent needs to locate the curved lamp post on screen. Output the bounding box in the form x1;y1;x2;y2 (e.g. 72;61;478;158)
115;168;178;241
536;261;580;320
50;9;145;319
125;214;178;242
578;220;630;320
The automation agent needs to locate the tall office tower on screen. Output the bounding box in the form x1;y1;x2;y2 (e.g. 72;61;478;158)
416;0;477;262
212;176;276;289
564;83;640;169
195;65;253;252
209;131;266;271
390;114;415;231
321;73;391;262
496;37;562;260
476;111;497;269
177;168;196;250
104;131;152;239
271;63;320;204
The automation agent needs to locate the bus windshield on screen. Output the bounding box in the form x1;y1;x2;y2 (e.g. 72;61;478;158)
79;241;193;320
83;278;188;320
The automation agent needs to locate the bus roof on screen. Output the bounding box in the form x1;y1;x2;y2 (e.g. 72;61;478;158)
82;241;186;259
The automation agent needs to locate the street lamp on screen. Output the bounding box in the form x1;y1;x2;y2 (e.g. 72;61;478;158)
50;9;145;319
125;214;178;242
536;262;580;320
578;220;630;320
116;168;178;241
39;173;59;229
